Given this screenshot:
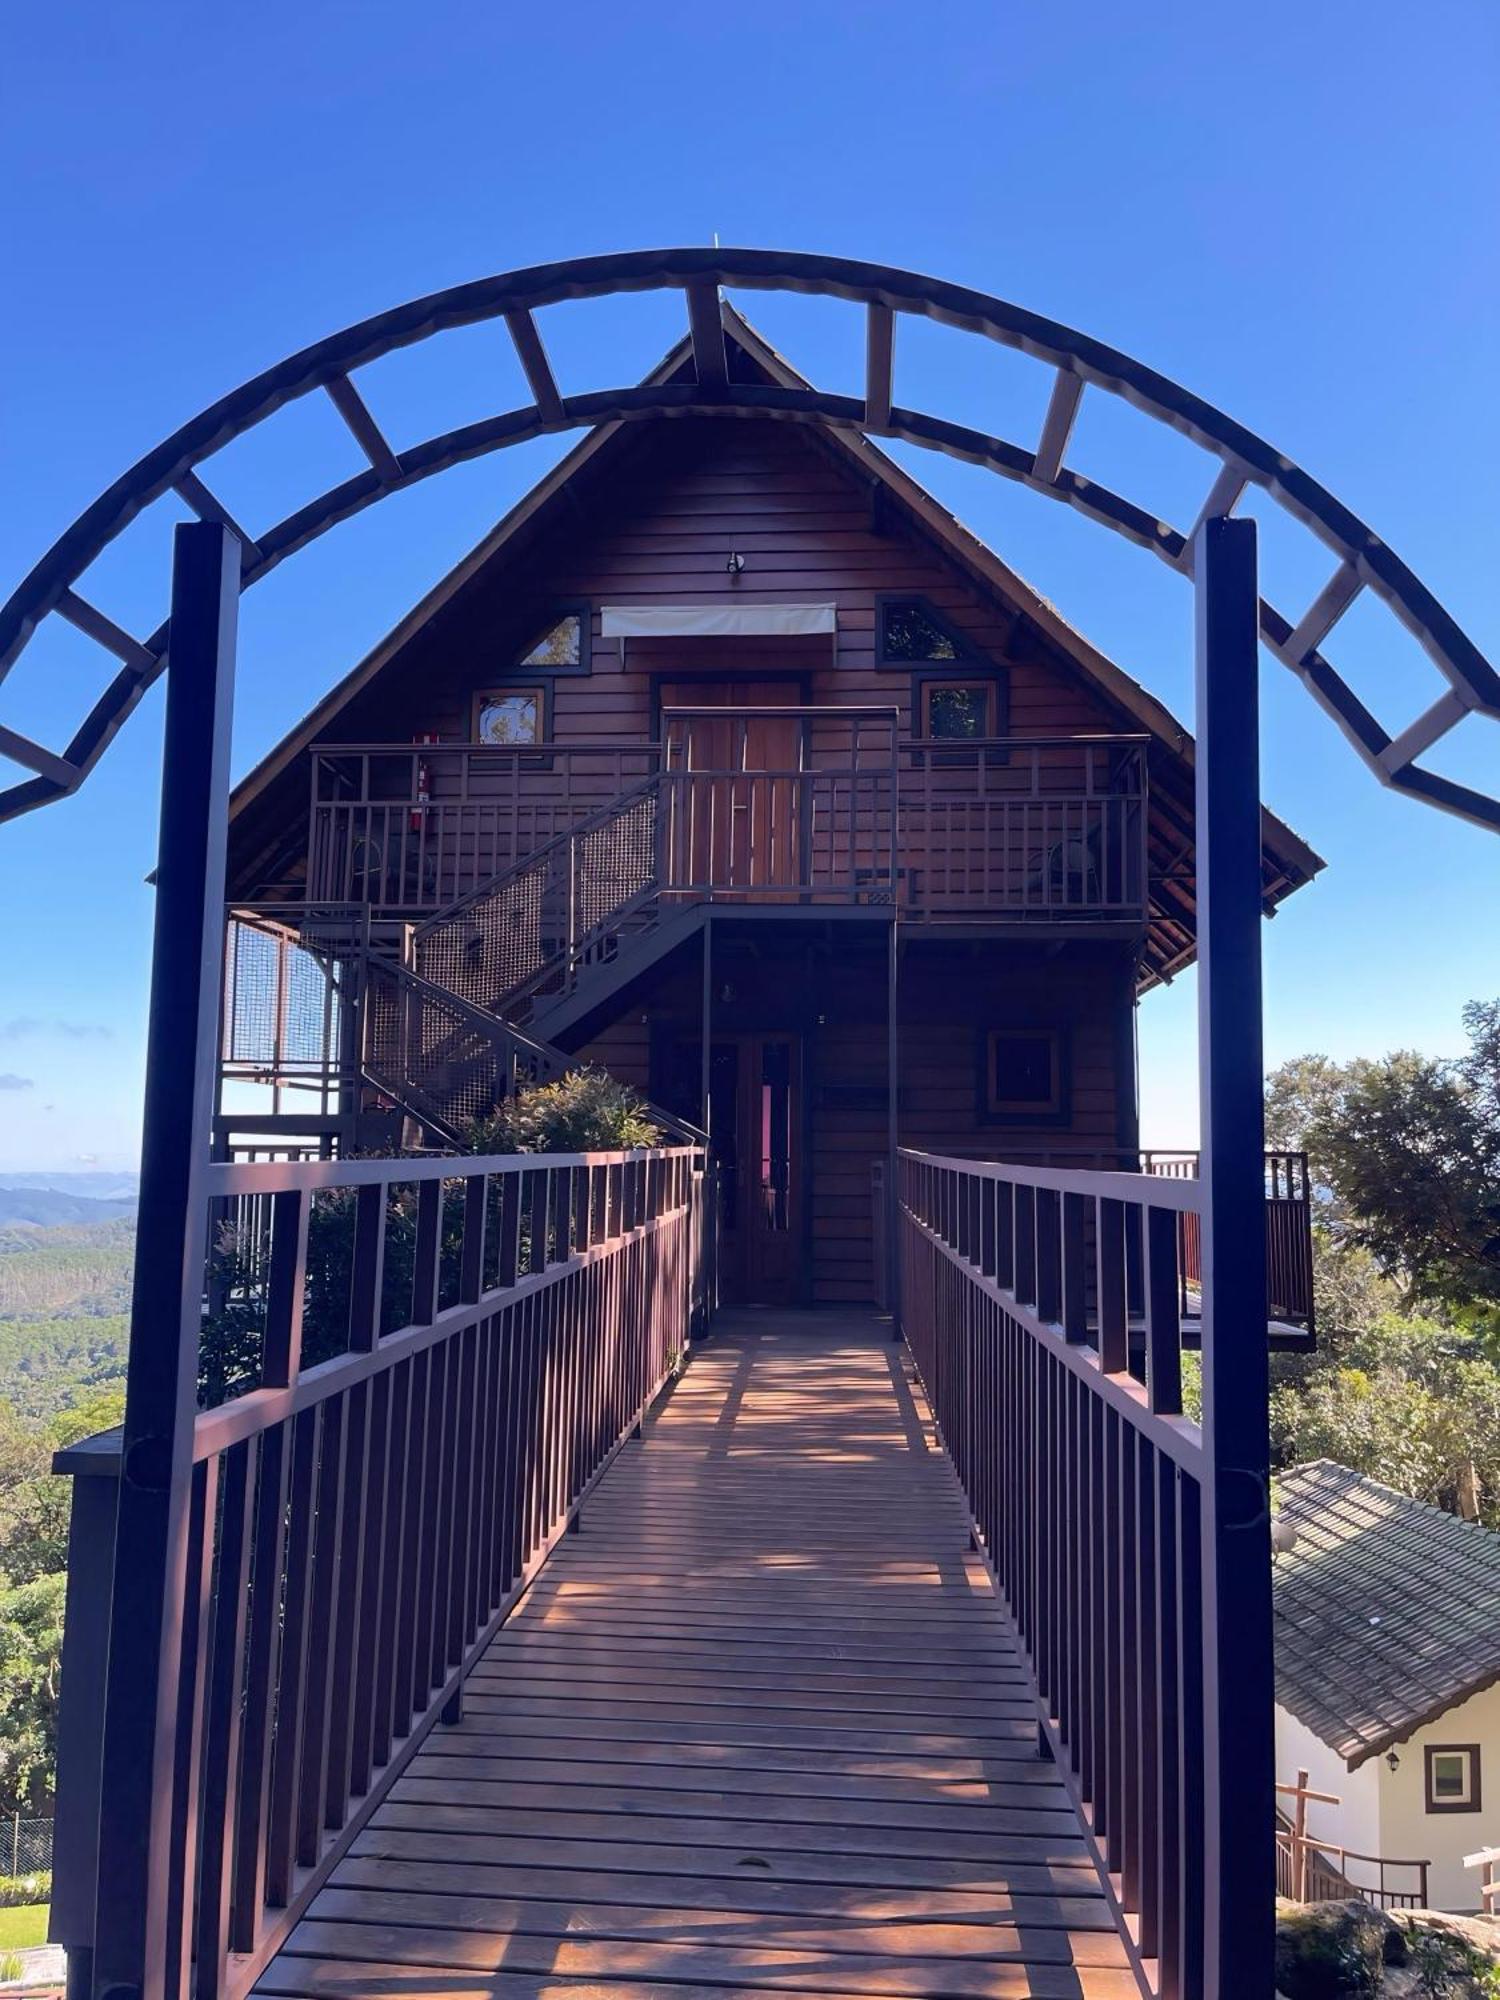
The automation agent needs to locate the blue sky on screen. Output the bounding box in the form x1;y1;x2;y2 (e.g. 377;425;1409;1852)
1;0;1496;1170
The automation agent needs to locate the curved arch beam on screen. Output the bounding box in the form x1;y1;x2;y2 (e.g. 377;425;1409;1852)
1;248;1494;830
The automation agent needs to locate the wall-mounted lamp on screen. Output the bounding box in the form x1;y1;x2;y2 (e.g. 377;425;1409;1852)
1385;1750;1401;1773
726;551;746;580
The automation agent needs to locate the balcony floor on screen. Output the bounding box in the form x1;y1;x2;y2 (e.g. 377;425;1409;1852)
253;1311;1133;2000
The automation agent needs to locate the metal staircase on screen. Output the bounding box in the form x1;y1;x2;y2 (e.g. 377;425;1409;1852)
412;775;671;1030
220;776;706;1152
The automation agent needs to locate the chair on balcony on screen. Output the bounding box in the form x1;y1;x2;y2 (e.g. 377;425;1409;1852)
1026;823;1102;905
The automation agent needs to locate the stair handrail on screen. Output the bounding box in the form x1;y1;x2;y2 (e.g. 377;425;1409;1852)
413;769;665;1024
361;945;705;1149
411;768;662;942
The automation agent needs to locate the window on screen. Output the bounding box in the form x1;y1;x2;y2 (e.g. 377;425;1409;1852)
473;687;543;744
519;613;582;669
923;681;995;740
1424;1745;1481;1814
985;1028;1063;1116
879;598;961;663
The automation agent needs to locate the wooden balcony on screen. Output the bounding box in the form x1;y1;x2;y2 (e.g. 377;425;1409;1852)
305;722;1150;925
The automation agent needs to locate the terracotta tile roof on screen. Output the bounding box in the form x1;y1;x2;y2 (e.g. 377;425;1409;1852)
1273;1460;1500;1768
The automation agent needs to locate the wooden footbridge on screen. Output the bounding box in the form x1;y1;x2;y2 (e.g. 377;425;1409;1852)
30;245;1494;2000
259;1312;1132;2000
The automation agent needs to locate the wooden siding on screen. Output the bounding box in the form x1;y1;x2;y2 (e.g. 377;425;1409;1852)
400;420;1117;748
228;414;1130;903
570;930;1136;1308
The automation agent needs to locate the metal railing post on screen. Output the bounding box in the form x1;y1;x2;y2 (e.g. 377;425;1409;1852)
90;522;239;2000
1195;514;1275;1996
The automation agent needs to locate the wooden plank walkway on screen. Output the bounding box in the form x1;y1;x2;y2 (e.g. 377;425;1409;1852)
255;1310;1133;2000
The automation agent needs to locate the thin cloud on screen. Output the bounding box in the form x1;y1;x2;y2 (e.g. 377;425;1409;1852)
0;1017;112;1042
0;1074;35;1091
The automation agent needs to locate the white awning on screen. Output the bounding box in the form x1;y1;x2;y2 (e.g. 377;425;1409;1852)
600;603;837;639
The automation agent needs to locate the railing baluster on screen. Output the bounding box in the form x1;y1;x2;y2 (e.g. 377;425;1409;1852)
228;1420;293;1951
194;1440;256;1994
1145;1203;1183;1416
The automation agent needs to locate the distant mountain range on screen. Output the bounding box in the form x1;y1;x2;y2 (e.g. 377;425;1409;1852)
0;1170;139;1200
0;1181;139;1228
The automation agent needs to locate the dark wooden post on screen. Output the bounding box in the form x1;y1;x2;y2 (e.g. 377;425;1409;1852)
886;917;900;1336
1194;514;1274;1996
91;523;238;2000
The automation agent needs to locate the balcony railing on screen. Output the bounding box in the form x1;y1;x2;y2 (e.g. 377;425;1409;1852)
1144;1149;1315;1337
304;728;1150;921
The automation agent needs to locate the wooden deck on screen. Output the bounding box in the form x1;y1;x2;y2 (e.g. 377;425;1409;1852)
254;1311;1134;2000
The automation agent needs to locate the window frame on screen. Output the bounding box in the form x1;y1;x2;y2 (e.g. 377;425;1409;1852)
471;683;548;746
512;604;592;677
979;1025;1070;1125
874;594;972;669
919;677;1002;742
873;596;1010;748
1424;1743;1482;1814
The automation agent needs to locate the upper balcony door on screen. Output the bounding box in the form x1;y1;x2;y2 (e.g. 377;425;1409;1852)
661;683;803;898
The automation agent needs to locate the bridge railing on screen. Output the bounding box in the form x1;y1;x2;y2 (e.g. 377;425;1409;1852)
50;1144;710;2000
897;1147;1208;1995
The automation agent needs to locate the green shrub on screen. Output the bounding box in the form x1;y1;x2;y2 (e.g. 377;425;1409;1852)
197;1070;665;1404
465;1069;663;1156
0;1872;48;1908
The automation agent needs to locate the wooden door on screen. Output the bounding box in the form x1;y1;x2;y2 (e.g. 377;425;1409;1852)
662;683;803;896
707;1032;803;1306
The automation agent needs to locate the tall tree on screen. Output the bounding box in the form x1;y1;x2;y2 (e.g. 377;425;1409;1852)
1264;1001;1500;1340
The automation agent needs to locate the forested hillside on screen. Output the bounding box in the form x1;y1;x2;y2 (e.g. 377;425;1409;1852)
0;1212;131;1817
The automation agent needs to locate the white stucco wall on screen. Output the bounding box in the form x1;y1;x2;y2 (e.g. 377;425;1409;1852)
1276;1705;1381;1863
1374;1680;1500;1912
1276;1688;1500;1911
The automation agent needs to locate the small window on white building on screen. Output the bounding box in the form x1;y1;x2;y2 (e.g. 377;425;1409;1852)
1424;1744;1481;1813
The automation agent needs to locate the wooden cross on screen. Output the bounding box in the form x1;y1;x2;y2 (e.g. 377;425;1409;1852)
1277;1769;1341;1902
1463;1845;1500;1911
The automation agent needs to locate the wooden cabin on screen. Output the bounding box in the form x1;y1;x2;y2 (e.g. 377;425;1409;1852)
222;307;1321;1311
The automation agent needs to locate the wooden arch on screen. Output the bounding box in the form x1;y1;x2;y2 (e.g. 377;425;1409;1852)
1;247;1495;829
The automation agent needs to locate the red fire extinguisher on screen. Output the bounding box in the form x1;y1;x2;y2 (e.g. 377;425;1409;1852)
411;733;439;832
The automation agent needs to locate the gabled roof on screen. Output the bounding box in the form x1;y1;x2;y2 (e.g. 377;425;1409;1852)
227;308;1323;978
1273;1459;1500;1768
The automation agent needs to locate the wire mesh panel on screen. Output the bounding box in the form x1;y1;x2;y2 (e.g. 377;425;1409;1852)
415;779;662;1021
415;853;554;1013
221;908;361;1108
4;1816;53;1875
362;959;566;1139
573;788;657;935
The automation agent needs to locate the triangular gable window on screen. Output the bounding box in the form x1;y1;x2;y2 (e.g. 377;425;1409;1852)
879;599;961;663
519;613;582;669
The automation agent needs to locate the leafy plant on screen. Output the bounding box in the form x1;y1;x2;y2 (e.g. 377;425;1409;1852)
465;1068;662;1156
0;1875;49;1910
1407;1925;1500;2000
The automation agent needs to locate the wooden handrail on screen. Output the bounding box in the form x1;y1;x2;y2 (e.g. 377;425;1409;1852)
896;1148;1210;1975
49;1143;714;1999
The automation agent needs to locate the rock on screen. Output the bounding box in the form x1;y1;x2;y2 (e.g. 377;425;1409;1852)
1275;1899;1404;1998
1275;1900;1500;1996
